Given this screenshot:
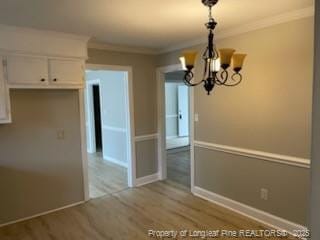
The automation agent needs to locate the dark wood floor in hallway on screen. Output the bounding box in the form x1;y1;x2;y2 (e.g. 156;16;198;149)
0;181;297;240
167;149;191;188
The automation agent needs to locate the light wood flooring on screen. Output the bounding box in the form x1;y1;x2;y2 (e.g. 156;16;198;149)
88;152;128;198
167;149;191;188
0;181;297;240
166;137;189;150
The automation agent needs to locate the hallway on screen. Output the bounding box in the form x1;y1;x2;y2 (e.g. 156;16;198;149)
88;152;128;198
167;149;191;188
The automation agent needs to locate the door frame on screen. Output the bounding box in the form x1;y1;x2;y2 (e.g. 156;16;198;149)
178;85;190;137
156;64;195;191
83;64;136;200
85;79;102;154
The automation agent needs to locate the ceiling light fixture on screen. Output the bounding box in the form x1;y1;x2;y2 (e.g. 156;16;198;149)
180;0;247;95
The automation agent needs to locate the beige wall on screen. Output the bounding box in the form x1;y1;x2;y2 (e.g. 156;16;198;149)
87;49;157;136
87;49;158;178
0;90;84;224
157;17;313;225
310;1;320;238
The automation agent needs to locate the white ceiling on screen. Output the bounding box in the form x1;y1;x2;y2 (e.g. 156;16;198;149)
0;0;314;50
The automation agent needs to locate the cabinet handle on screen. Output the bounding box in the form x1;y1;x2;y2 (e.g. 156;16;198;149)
53;78;57;82
40;78;46;82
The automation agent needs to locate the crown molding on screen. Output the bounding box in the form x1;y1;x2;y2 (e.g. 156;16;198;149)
0;24;90;42
88;41;159;55
0;24;89;58
159;6;314;54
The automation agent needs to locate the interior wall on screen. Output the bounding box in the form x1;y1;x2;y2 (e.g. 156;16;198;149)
87;49;158;178
157;17;314;225
86;70;128;166
310;0;320;237
0;90;83;225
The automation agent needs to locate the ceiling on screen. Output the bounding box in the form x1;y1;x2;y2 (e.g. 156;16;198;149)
0;0;314;51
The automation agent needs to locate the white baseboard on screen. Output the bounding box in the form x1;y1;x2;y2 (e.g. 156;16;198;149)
166;135;178;140
192;186;307;235
135;173;160;187
103;155;128;168
0;201;84;228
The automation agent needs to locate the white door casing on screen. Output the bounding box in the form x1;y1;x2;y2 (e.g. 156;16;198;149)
178;85;189;137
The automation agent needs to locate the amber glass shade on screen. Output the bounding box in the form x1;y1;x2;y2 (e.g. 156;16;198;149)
218;48;235;69
232;54;247;72
181;51;197;69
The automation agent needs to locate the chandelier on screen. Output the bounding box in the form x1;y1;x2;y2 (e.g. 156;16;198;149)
179;0;247;95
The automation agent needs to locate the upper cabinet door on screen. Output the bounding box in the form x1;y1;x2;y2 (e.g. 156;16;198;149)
7;55;49;85
0;56;11;123
49;59;84;85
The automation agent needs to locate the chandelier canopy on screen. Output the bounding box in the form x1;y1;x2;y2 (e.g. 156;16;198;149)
180;0;247;95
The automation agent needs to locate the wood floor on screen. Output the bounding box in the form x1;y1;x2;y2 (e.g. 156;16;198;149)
0;181;296;240
166;137;190;150
167;149;191;188
88;152;128;198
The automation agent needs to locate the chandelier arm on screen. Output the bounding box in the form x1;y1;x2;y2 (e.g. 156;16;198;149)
183;71;204;87
223;73;243;87
214;73;223;85
217;70;229;85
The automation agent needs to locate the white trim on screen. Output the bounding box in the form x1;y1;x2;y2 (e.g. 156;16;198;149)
88;41;158;55
84;64;136;191
159;6;314;54
193;187;307;236
126;67;137;187
0;56;11;124
135;173;160;187
0;24;89;59
0;201;84;228
135;133;158;142
79;89;90;201
8;84;83;90
194;141;310;168
85;79;101;154
0;24;89;41
189;87;195;191
102;125;127;133
166;135;178;140
103;156;128;168
156;64;195;190
166;114;178;118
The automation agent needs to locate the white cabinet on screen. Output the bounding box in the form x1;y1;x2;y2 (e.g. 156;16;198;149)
0;56;11;123
49;59;83;86
6;55;84;88
7;55;49;86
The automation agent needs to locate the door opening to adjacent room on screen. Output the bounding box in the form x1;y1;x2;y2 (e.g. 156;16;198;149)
84;66;135;199
165;70;191;189
92;85;102;152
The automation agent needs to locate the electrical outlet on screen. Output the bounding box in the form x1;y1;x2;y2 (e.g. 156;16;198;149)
194;113;199;122
260;188;269;200
57;129;65;140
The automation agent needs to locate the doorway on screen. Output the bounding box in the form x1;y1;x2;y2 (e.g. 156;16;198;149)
92;85;102;151
84;65;136;199
158;65;194;190
165;79;190;150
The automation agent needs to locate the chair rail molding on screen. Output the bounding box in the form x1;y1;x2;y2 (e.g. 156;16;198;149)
135;133;158;142
194;141;310;168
